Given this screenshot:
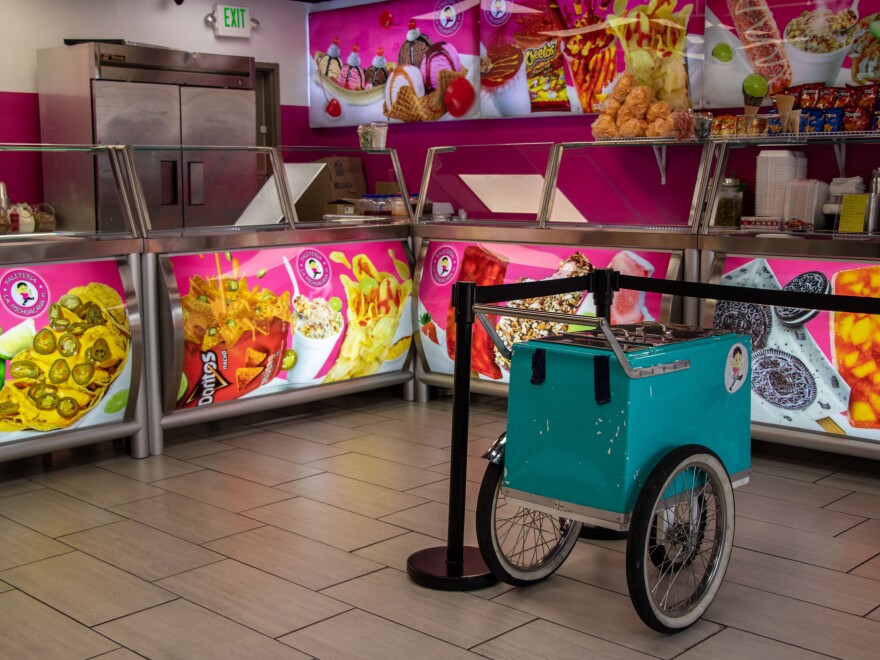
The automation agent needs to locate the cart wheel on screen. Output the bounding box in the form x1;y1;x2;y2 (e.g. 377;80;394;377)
626;445;734;633
476;461;583;586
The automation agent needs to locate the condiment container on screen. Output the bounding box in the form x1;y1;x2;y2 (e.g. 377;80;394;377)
713;176;744;227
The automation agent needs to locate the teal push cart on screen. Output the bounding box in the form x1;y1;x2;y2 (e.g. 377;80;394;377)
476;313;751;633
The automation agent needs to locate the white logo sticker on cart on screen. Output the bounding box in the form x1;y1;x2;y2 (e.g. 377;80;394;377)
725;343;748;394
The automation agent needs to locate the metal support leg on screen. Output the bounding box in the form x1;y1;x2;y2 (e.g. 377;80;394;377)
683;248;701;326
414;359;431;403
143;253;165;455
128;253;149;459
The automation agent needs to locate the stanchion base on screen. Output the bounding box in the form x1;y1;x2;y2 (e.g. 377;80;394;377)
580;524;628;541
407;546;498;591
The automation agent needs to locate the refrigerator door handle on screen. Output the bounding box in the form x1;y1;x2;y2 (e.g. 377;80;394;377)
160;160;178;205
188;161;205;205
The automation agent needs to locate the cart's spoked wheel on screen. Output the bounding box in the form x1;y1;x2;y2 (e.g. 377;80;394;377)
476;461;583;586
626;445;734;633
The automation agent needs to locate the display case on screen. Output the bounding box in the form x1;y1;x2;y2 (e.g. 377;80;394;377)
412;140;712;395
0;144;146;460
135;146;416;455
699;133;880;458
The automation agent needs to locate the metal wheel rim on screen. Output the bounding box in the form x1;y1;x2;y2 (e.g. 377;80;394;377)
643;462;727;619
492;481;574;571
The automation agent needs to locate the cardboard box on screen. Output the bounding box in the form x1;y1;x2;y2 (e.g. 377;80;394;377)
325;200;359;216
376;181;402;195
294;157;366;222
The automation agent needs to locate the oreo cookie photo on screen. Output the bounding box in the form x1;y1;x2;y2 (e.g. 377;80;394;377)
774;271;829;328
713;300;772;350
752;348;817;411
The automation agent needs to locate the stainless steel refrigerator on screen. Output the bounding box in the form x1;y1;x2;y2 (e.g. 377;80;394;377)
38;42;257;232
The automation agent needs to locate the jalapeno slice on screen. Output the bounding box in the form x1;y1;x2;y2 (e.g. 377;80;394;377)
72;363;94;386
28;383;57;400
48;304;63;320
76;302;104;325
57;333;81;358
91;338;111;362
59;294;82;310
51;318;71;332
34;392;59;411
57;397;80;419
48;359;71;384
0;402;19;415
10;360;41;379
33;328;57;355
227;279;239;291
68;322;89;336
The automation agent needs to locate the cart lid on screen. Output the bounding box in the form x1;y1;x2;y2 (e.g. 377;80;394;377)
536;322;733;352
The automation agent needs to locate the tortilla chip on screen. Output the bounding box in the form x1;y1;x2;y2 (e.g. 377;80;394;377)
235;366;263;391
386;336;412;360
245;348;267;368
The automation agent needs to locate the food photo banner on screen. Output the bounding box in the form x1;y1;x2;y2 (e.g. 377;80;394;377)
168;242;413;410
704;0;880;108
0;260;133;444
713;256;880;444
416;241;672;383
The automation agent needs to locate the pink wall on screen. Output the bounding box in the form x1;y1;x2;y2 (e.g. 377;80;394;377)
0;92;43;203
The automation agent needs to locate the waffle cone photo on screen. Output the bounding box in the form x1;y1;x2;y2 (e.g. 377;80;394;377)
384;85;435;123
426;67;468;115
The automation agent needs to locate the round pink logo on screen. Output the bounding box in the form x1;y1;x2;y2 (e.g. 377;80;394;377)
298;250;330;288
435;0;463;36
484;0;511;27
431;247;458;285
1;270;49;317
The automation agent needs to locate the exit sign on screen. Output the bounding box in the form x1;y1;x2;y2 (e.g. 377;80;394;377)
213;4;251;38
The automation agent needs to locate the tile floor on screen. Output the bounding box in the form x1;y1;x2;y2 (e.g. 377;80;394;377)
0;388;879;659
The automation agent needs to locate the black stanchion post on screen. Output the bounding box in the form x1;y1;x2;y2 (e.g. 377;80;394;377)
406;281;498;590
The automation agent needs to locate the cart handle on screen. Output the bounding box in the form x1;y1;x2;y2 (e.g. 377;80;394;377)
472;304;690;380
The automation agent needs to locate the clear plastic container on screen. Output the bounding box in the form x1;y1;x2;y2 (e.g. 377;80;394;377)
713;177;743;227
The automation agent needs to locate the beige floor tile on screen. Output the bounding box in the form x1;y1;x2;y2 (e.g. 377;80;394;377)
152;469;292;512
839;518;880;546
556;541;629;596
740;470;853;508
280;609;480;659
95;599;308;660
405;478;480;512
205;525;382;590
817;469;880;497
225;429;349;463
826;491;880;519
493;576;720;659
735;490;865;536
853;555;880;581
0;488;122;537
425;455;487;484
473;618;654;660
0;580;10;593
1;551;175;626
258;418;371;444
469;419;508;438
356;420;452;448
243;497;406;551
308;410;390;428
374;404;495;432
0;590;118;659
95;455;204;482
156;559;350;638
306;453;446;491
109;493;264;544
750;455;837;483
704;581;880;658
468;438;495;457
0;477;44;499
354;531;445;571
334;434;450;468
725;547;880;615
163;437;237;460
676;627;829;660
91;648;145;660
321;568;533;648
60;519;223;581
380;501;479;546
189;449;321;486
0;516;73;571
277;472;428;518
33;466;166;508
734;516;878;571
